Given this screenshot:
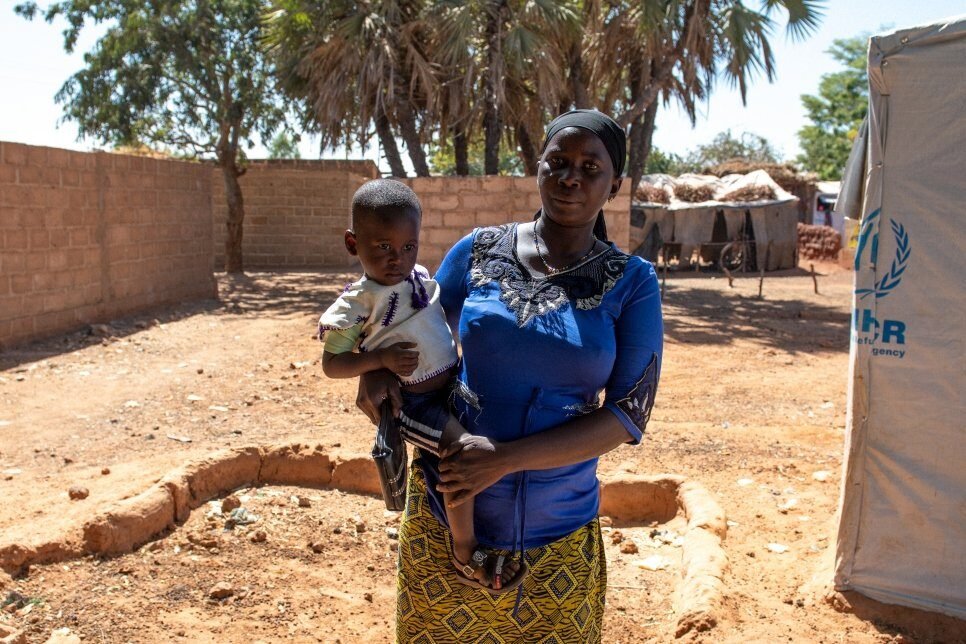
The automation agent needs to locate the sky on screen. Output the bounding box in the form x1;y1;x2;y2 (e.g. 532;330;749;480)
0;1;963;174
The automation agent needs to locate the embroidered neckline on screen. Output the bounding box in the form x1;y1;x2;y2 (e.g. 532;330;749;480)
470;223;630;326
512;224;611;281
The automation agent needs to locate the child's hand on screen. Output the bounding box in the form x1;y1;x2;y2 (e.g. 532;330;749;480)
379;342;419;377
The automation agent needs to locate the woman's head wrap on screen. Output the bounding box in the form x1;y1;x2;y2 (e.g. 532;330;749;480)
541;109;626;177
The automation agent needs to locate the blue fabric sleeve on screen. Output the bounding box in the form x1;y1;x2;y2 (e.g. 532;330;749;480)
603;259;664;444
433;230;475;331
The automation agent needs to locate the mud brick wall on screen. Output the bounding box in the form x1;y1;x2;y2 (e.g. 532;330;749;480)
211;160;380;269
404;176;633;271
0;143;215;349
797;222;843;261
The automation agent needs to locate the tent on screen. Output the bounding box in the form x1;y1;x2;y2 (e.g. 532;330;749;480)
631;170;799;270
834;16;966;619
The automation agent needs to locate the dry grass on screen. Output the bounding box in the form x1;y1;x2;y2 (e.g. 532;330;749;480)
673;183;715;203
635;183;671;204
703;159;816;193
720;184;777;202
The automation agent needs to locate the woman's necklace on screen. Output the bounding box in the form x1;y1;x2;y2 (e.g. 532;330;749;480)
532;224;599;276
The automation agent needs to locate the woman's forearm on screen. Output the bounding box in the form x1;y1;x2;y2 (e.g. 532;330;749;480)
502;409;630;474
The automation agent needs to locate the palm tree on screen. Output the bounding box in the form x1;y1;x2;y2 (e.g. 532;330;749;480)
427;0;577;175
581;0;824;191
267;0;435;176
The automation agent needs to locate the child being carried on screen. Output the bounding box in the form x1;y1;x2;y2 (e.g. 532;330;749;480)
318;179;526;594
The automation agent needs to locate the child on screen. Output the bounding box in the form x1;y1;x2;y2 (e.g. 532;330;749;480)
318;179;526;594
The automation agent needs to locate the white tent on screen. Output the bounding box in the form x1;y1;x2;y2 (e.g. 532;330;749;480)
834;16;966;619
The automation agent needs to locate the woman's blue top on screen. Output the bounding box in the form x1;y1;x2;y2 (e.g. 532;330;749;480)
422;223;663;551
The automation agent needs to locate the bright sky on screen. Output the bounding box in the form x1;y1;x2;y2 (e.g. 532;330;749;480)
0;1;962;173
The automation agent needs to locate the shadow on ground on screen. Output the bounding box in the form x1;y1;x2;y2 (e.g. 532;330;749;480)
0;270;356;370
661;282;850;353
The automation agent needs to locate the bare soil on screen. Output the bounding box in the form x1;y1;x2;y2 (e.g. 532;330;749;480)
1;267;963;643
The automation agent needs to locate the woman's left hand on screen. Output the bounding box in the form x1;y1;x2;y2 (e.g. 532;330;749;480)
437;435;513;507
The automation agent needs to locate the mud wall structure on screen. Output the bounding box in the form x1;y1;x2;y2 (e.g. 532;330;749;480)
211;160;380;269
1;144;633;348
0;142;215;349
403;176;632;270
211;165;632;272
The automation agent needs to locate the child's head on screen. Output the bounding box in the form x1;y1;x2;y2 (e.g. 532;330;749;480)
346;179;422;286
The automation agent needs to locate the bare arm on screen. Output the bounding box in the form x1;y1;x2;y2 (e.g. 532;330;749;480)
322;349;387;379
322;341;419;380
437;409;630;506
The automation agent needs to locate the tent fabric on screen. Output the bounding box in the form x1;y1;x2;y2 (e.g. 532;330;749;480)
835;15;966;620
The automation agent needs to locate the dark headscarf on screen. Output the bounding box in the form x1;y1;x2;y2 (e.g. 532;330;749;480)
541;109;626;177
539;109;626;241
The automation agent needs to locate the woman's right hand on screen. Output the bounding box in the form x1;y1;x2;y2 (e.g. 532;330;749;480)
356;369;402;423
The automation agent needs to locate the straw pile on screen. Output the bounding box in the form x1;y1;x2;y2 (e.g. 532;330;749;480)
673;183;715;203
704;159;816;194
721;184;776;202
635;183;671;204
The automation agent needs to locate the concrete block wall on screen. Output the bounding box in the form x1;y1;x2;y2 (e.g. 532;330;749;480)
209;167;631;273
211;160;380;269
405;176;633;271
0;142;215;349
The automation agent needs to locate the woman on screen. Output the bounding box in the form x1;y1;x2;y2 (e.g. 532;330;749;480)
358;110;663;642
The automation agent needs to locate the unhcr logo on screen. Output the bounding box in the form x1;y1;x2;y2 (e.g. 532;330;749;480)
852;209;912;359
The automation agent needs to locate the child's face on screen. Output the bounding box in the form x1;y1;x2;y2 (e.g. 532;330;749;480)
345;209;420;286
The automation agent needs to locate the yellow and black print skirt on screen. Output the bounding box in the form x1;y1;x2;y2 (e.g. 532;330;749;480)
396;466;606;643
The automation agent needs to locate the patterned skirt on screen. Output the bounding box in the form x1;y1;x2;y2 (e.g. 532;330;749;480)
396;465;606;643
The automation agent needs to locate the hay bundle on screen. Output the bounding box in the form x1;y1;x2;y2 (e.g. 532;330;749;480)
703;159;816;194
635;183;670;204
673;183;715;203
721;184;776;202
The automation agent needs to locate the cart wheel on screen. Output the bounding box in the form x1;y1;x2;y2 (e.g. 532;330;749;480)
719;241;746;272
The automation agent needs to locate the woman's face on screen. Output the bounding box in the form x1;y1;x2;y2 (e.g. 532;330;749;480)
537;127;622;229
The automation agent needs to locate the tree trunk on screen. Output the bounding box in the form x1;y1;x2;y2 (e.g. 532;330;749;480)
396;98;430;177
220;156;245;274
483;3;506;175
516;123;539;175
627;99;658;195
453;122;470;176
376;109;406;177
569;44;590;109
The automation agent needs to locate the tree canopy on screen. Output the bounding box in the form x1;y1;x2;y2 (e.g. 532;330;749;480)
266;0;825;188
16;0;294;273
646;130;781;175
796;36;868;180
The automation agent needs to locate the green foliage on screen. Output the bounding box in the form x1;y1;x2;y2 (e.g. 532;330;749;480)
267;132;301;159
644;148;687;176
687;130;780;171
797;36;868;180
647;130;781;176
15;0;291;163
428;136;524;176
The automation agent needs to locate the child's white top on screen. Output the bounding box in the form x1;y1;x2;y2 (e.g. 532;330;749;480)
318;265;458;386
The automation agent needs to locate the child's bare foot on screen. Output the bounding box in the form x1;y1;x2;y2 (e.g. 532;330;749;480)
452;543;527;594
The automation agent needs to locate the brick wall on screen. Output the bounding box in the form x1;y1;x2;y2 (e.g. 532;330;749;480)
1;142;634;349
208;166;631;273
211;160;380;269
404;177;632;270
0;142;215;349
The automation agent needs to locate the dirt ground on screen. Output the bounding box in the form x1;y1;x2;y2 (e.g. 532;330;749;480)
1;265;963;643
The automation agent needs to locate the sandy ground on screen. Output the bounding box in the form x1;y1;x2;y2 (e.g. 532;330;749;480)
1;265;963;643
